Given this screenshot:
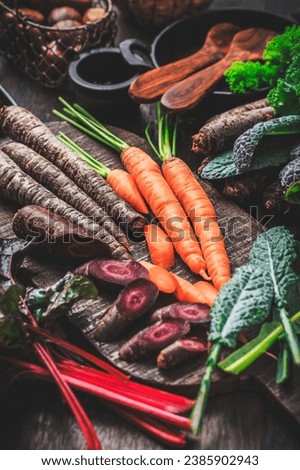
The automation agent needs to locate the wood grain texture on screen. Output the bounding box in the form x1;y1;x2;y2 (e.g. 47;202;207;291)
161;28;275;113
129;23;239;102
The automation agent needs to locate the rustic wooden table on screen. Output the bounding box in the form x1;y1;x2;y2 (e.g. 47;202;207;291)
0;0;300;451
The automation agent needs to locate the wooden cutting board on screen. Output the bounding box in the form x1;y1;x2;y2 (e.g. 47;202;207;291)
0;121;299;429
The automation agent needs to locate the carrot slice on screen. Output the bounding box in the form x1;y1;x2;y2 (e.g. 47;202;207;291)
144;224;175;270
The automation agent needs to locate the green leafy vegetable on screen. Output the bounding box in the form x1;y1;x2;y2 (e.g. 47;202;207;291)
26;273;98;323
218;310;300;374
249;226;300;363
233;115;300;172
201;135;295;180
276;341;291;384
190;264;273;433
285;179;300;204
224;25;300;115
0;284;26;349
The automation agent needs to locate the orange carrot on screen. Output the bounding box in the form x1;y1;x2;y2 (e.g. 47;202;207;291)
139;260;177;294
140;260;216;307
121;147;206;276
107;169;149;215
162;157;231;290
144;224;175;270
193;281;219;307
171;274;216;307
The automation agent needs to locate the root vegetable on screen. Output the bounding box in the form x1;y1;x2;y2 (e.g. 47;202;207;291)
139;260;177;294
0;106;145;234
12;205;111;259
222;169;278;203
2;142;129;250
0;149;130;260
192;105;274;158
48;7;82;25
157;338;207;369
119;320;191;362
95;279;159;341
76;259;148;286
53;19;82;29
263;180;286;212
144;224;174;270
151;302;210;324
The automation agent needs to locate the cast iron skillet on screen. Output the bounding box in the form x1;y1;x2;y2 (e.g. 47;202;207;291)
121;8;299;111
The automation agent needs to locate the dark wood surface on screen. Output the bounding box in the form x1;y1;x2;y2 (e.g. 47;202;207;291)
0;0;300;451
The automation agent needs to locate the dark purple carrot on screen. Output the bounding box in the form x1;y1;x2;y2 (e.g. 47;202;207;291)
76;259;148;286
119;320;191;362
222;168;279;203
12;205;111;260
157;337;207;369
0;150;131;260
150;302;210;325
192;102;274;157
263;179;286;213
2;141;128;249
0;105;146;234
95;279;159;342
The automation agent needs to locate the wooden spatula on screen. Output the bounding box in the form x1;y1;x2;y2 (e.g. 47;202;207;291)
161;28;276;113
129;23;240;103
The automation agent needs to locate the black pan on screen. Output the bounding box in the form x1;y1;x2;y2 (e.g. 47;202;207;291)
122;8;298;113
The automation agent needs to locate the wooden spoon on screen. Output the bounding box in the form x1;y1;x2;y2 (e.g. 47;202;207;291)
161;28;276;113
129;23;240;103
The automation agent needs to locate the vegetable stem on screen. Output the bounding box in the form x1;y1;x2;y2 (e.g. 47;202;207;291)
276;341;290;384
220;310;300;374
190;341;222;434
279;307;300;365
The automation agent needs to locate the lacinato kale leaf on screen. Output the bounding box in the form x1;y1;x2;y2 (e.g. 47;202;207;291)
209;265;273;348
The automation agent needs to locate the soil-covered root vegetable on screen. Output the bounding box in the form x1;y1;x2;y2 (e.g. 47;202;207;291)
76;259;148;286
144;224;174;270
205;99;270;124
139;260;177;294
1;142;129;249
151;302;210;325
263;180;286;212
222;169;279;203
0;149;131;261
192;105;274;158
48;7;82;25
94;279;159;341
12;205;111;259
0;106;145;235
119;320;191;362
82;7;106;23
157;338;207;369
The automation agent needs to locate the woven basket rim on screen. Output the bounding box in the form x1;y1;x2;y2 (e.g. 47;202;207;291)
0;0;113;31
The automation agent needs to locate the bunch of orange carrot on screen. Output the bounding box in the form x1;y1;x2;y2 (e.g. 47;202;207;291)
54;99;231;295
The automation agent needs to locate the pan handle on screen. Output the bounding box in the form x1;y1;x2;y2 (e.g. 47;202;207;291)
119;39;154;71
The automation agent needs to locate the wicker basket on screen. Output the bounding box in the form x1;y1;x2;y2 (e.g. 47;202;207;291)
0;0;118;87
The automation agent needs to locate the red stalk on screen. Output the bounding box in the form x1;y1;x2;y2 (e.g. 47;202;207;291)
26;324;127;379
107;403;187;448
18;297;101;450
58;362;193;414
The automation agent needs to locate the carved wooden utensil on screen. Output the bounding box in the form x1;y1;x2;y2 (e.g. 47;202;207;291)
129;23;240;103
161;28;276;113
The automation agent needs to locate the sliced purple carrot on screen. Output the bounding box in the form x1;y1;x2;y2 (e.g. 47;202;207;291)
94;279;159;341
150;302;210;324
157;338;207;369
119;320;190;362
76;259;148;286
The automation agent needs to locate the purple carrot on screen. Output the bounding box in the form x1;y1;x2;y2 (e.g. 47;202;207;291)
157;337;207;369
150;302;210;324
119;320;190;362
76;259;148;286
95;279;159;341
